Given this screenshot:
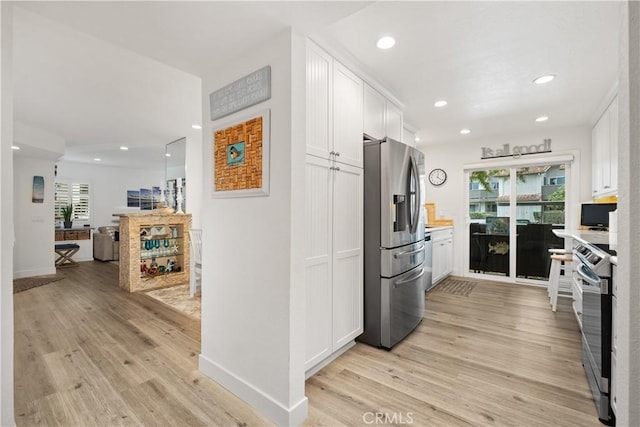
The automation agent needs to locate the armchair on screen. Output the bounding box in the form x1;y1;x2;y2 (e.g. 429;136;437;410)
93;226;120;261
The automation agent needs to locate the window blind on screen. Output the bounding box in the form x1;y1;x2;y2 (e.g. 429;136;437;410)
54;182;90;221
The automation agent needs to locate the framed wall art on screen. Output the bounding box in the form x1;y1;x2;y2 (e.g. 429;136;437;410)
212;109;270;198
32;176;44;203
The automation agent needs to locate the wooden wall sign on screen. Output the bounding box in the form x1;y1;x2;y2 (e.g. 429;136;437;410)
213;109;270;197
209;66;271;121
481;138;552;159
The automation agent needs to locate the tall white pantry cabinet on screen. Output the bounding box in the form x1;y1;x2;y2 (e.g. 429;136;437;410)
305;41;364;373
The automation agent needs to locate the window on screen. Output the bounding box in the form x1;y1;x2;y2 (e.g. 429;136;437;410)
548;176;565;185
469;181;499;191
55;182;90;221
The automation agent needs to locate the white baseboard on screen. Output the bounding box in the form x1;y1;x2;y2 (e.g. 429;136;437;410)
199;354;308;426
13;267;56;279
305;340;355;379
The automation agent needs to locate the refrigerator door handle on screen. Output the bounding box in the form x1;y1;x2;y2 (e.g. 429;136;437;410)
395;267;425;286
393;244;426;259
409;155;420;234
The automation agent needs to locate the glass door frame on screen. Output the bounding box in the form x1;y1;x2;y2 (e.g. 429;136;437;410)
462;153;577;285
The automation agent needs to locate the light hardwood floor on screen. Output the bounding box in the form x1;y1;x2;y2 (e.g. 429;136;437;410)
305;278;600;427
15;263;600;426
14;261;270;426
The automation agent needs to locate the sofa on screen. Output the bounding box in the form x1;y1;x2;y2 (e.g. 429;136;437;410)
93;226;120;261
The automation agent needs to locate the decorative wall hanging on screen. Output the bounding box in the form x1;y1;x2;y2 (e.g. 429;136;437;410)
32;176;44;203
212;109;270;197
481;138;552;159
140;188;153;210
209;66;271;120
127;190;140;207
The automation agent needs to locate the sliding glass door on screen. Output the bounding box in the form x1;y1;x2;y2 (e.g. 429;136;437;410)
468;162;566;282
468;168;510;278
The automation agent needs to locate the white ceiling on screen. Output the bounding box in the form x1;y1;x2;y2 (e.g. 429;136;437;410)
317;1;620;144
11;1;621;167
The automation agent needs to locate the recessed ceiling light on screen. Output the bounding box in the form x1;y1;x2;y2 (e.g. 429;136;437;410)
93;158;102;162
376;36;396;50
534;74;555;85
434;100;448;108
414;137;421;142
460;129;471;135
192;124;202;130
535;116;549;122
11;145;20;150
120;146;129;150
165;153;171;157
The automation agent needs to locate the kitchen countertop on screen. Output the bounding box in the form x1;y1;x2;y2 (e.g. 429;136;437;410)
553;228;618;255
425;225;453;232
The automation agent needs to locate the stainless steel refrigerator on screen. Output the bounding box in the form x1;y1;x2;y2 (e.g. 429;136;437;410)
360;137;426;349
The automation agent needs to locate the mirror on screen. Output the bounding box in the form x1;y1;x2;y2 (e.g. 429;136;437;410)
166;137;186;212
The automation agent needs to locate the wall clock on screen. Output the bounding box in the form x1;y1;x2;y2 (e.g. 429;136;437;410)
428;168;447;186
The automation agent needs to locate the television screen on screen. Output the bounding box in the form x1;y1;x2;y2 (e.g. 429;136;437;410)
580;203;617;228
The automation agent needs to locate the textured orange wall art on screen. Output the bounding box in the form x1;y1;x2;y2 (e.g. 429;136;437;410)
213;115;264;193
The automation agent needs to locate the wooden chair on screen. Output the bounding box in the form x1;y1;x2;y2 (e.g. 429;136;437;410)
189;229;202;297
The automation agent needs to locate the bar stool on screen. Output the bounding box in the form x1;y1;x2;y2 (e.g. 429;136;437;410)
548;249;573;312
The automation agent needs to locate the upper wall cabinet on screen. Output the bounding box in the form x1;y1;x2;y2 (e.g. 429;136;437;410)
592;96;618;198
403;126;416;148
307;42;363;168
363;83;403;142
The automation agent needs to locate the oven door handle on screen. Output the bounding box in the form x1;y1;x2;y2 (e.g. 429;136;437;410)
577;263;601;287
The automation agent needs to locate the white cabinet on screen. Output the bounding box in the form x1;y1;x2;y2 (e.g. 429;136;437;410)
592;96;618;198
363;83;403;142
304;155;363;371
431;228;453;284
363;84;386;141
307;41;363;168
305;41;364;373
385;101;403;141
403;126;416;147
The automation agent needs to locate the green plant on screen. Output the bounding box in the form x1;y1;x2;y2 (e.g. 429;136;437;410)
61;204;73;222
548;185;565;201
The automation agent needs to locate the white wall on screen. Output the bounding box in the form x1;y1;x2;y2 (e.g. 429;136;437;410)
12;123;65;278
185;135;203;229
13;157;57;278
0;3;15;424
55;160;163;261
199;29;307;426
419;125;591;276
615;2;640;425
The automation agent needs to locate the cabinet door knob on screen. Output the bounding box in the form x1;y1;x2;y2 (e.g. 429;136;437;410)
329;151;335;156
334;166;340;172
335;152;340;157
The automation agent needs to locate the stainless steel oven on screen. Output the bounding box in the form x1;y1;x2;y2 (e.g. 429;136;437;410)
573;238;615;426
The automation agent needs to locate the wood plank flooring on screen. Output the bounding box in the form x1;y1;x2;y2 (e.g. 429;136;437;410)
14;261;270;426
304;277;600;427
15;264;600;426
